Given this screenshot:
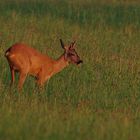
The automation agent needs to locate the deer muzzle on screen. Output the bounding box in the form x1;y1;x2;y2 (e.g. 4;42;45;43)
77;60;83;65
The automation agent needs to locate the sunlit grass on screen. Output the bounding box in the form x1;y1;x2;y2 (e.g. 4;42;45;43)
0;0;140;140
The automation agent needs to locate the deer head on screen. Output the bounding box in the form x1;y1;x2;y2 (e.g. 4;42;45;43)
60;39;83;65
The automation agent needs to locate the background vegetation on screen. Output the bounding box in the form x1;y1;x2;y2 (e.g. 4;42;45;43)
0;0;140;139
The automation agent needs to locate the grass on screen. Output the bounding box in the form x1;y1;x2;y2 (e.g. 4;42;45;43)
0;0;140;140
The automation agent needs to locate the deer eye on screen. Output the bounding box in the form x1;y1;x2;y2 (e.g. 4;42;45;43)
70;53;75;56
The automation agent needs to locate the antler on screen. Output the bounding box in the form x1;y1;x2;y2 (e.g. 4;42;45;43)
70;40;76;49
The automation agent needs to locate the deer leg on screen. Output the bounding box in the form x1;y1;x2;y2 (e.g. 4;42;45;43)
36;77;45;87
37;77;51;94
36;74;51;87
18;71;27;90
36;78;45;93
10;66;15;86
36;69;46;89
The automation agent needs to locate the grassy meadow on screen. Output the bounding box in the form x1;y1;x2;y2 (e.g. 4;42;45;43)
0;0;140;139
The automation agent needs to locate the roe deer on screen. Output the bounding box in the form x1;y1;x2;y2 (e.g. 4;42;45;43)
5;39;83;90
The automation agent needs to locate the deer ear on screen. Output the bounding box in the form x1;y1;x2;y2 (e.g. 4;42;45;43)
60;39;65;49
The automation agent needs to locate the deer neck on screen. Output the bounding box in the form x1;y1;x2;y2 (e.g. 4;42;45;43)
52;54;69;75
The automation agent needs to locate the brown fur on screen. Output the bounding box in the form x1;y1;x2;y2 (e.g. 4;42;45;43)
5;39;82;90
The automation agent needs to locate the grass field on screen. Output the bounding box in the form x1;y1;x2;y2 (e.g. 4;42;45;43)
0;0;140;140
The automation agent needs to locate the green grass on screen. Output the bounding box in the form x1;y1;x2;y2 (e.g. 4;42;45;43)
0;0;140;140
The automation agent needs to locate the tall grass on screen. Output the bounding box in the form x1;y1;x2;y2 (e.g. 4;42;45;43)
0;0;140;140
